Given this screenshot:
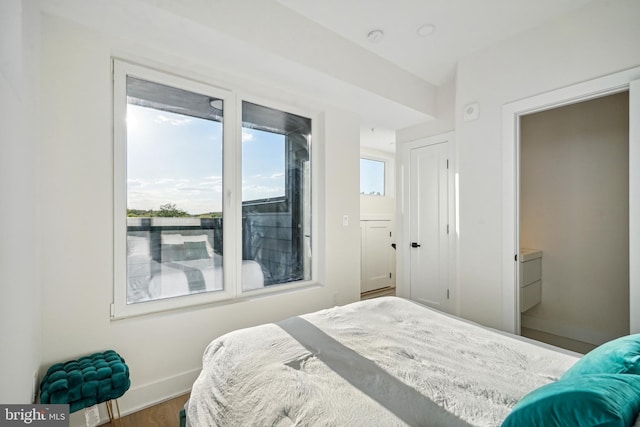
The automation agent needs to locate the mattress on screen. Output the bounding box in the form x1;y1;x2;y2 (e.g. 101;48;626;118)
187;297;580;426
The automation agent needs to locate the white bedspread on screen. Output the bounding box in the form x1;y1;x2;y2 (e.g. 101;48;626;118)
187;297;579;427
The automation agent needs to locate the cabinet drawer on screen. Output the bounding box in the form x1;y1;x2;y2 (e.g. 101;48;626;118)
521;280;541;312
521;258;541;287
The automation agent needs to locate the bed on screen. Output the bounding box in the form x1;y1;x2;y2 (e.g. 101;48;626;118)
187;296;640;426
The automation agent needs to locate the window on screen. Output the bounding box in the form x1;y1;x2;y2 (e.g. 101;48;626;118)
360;158;385;196
124;77;225;305
241;101;312;288
113;60;313;318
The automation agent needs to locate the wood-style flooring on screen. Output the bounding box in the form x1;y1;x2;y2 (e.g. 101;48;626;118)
102;393;189;427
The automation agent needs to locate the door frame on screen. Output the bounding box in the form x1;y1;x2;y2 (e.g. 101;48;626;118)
397;131;457;314
502;67;640;335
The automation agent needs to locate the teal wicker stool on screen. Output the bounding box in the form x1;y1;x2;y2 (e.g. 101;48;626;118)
40;350;130;423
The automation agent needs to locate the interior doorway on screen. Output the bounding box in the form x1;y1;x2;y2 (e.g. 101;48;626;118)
518;92;629;353
501;67;640;340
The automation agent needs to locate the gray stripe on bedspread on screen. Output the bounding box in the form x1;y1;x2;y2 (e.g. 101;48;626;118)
277;316;473;427
165;262;206;292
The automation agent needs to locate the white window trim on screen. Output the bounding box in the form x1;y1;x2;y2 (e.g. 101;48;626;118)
112;59;319;319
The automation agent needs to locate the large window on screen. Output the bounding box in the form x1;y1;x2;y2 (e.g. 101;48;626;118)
113;60;313;317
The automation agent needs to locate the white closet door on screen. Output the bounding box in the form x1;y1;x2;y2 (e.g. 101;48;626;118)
409;142;449;309
360;220;392;293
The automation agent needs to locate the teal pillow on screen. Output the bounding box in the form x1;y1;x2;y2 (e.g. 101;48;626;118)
502;374;640;427
562;334;640;380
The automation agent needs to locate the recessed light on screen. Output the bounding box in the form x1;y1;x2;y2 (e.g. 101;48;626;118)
367;29;384;43
417;24;436;37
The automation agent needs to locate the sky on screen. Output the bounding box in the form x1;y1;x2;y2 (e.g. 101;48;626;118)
127;105;285;214
360;158;385;195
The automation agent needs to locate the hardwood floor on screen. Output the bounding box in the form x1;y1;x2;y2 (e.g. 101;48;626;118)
102;394;189;427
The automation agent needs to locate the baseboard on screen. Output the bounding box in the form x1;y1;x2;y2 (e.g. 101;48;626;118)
521;315;613;347
361;286;396;300
68;367;200;427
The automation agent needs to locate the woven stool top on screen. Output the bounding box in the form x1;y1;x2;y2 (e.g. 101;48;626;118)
40;350;130;413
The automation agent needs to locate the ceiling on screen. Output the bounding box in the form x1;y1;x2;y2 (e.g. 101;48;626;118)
276;0;594;152
40;0;595;153
277;0;594;86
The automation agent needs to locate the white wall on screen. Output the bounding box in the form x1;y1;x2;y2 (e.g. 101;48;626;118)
37;13;360;423
521;92;629;344
323;112;362;302
397;78;456;143
453;0;640;328
361;196;396;220
0;0;41;404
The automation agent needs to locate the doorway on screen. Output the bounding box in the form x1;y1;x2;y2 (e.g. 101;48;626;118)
502;67;640;340
519;92;629;353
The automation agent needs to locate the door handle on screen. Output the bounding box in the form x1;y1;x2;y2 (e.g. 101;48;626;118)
411;242;421;248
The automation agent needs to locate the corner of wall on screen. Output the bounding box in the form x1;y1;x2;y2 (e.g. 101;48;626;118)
0;0;42;404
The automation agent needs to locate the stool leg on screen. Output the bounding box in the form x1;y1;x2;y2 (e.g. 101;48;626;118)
105;400;114;423
105;399;123;426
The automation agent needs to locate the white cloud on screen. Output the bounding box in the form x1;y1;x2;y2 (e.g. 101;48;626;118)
127;178;145;188
155;178;189;185
128;176;224;214
242;131;255;142
155;114;192;126
203;175;223;184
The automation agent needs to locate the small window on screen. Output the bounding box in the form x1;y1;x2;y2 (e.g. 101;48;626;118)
360;158;385;196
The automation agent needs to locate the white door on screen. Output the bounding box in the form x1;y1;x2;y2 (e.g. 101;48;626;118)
360;220;392;293
409;142;449;308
